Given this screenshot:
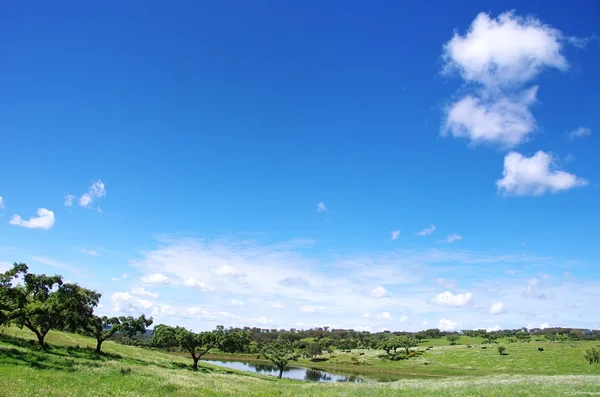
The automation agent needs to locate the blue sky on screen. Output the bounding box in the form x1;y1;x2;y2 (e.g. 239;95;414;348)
1;0;599;332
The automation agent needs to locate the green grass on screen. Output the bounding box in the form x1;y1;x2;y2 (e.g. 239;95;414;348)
1;326;600;396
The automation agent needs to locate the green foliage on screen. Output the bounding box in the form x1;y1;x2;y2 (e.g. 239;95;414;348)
584;348;600;364
305;342;323;359
498;345;507;355
152;324;225;370
84;315;152;353
219;329;252;353
260;339;297;378
2;263;100;346
483;332;500;344
446;334;460;345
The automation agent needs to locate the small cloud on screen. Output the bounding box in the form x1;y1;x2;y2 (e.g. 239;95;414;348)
377;312;393;321
422;319;429;326
490;302;506;315
231;299;245;307
497;151;588;196
278;276;308;287
433;291;472;307
438;318;461;331
210;265;246;278
64;194;75;207
391;230;400;240
439;234;463;244
79;180;106;208
82;249;100;256
122;273;128;279
9;208;55;230
0;196;4;209
272;301;285;310
131;287;159;299
316;201;327;212
415;224;436;236
369;286;388;299
567;35;599;49
301;305;325;313
523;277;555;300
362;313;371;319
111;277;120;282
540;273;550;280
399;315;408;322
486;325;502;332
182;277;212;291
540;322;549;330
141;273;170;285
568;126;591;140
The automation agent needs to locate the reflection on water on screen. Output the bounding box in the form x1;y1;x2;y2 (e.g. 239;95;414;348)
202;359;369;382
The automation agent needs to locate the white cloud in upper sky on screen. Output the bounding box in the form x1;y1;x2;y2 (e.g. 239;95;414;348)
182;277;212;291
0;196;4;209
440;234;463;243
69;180;106;208
132;287;159;299
442;11;569;148
568;126;591;140
231;299;245;307
377;312;393;320
369;286;388;299
415;224;436;236
391;230;400;240
141;273;170;285
316;201;327;212
490;302;506;315
82;249;100;256
64;194;75;207
433;291;472;307
9;208;55;230
497;151;588;196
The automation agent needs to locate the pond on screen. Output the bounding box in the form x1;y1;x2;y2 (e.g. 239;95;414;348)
202;359;414;383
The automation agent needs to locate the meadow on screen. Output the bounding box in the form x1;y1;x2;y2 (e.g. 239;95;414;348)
2;326;600;396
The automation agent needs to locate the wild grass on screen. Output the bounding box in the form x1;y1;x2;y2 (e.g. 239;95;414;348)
1;326;600;396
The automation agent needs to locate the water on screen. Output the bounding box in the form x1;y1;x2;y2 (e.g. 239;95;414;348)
202;359;409;383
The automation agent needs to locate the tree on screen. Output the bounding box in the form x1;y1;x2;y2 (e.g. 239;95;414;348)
497;345;506;355
0;263;28;326
85;314;153;353
8;264;100;346
446;334;460;345
585;348;600;364
219;329;252;353
260;340;297;378
483;332;499;344
305;342;323;360
152;325;225;370
397;336;418;354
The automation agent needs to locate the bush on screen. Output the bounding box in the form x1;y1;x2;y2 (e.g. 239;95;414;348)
408;352;415;357
497;345;506;355
584;347;600;364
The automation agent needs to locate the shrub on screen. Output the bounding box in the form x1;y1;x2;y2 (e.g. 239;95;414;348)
409;352;415;357
584;347;600;364
497;345;506;355
446;334;460;345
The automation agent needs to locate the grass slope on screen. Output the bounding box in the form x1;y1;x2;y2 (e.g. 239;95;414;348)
1;326;599;396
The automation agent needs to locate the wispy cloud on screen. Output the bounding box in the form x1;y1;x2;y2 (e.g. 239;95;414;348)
415;224;436;236
64;194;75;207
316;201;327;212
568;126;591;140
82;249;100;256
391;230;400;240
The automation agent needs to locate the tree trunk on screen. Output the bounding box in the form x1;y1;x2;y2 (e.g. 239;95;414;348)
192;357;199;371
405;347;409;354
96;339;103;354
278;367;284;379
36;332;45;347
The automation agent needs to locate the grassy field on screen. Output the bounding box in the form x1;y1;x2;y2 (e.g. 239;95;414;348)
1;326;600;396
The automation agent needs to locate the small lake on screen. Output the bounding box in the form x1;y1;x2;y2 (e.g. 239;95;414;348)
202;359;414;383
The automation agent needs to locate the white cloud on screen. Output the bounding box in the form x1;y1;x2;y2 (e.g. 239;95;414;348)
272;301;285;310
64;194;75;207
112;277;120;282
415;224;436;236
422;319;429;326
9;208;55;230
0;196;4;209
369;286;388;299
438;318;461;331
567;35;599;49
442;11;567;87
442;12;569;148
141;273;170;285
78;180;106;208
490;302;506;315
362;313;371;319
182;277;212;291
568;126;591;140
111;292;154;313
496;151;588;196
391;230;400;240
231;299;245;307
441;234;463;243
433;291;472;307
523;277;555;300
301;305;325;313
210;265;246;278
444;89;537;147
132;287;159;299
82;249;100;256
399;315;408;322
486;325;502;332
316;201;327;212
377;312;393;321
540;322;549;330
